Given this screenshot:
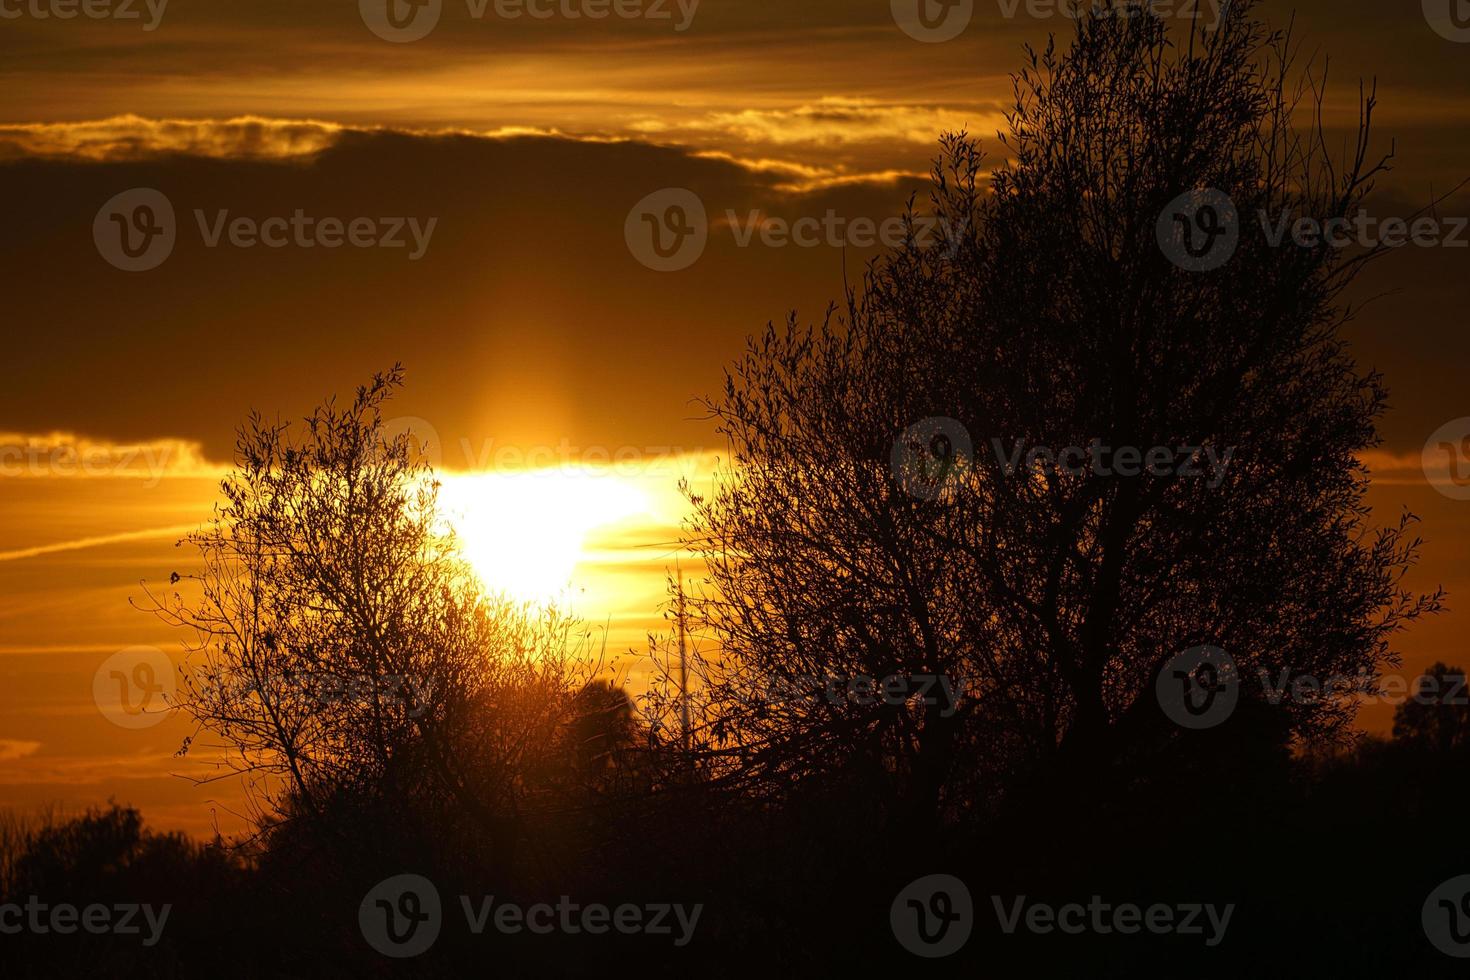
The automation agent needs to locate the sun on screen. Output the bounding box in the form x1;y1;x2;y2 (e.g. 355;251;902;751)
438;469;648;603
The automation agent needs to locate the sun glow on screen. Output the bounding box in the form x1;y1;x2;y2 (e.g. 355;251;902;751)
439;469;649;603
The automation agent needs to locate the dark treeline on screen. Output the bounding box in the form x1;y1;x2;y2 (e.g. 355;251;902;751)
4;3;1463;976
4;706;1470;977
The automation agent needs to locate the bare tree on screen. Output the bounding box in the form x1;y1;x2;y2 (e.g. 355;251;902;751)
141;366;588;856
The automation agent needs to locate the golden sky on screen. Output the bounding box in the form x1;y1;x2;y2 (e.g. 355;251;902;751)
2;0;1469;835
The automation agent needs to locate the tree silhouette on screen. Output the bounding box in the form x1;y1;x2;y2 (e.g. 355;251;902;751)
141;366;589;859
667;1;1443;833
1393;662;1470;752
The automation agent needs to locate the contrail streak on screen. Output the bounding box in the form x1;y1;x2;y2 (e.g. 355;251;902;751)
0;524;197;563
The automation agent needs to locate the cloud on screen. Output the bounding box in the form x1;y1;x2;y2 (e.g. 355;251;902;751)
0;113;939;190
0;116;1461;468
0;120;938;460
689;149;924;192
0;432;217;483
0;115;603;164
0;116;351;163
631;97;1001;147
0;740;42;762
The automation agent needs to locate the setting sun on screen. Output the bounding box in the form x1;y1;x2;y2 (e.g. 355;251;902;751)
439;469;650;603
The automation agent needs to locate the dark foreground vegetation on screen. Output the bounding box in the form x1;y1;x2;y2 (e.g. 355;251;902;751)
4;711;1470;977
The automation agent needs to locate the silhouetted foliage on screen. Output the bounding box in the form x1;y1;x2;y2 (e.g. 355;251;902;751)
1393;662;1470;751
138;366;596;872
662;0;1442;840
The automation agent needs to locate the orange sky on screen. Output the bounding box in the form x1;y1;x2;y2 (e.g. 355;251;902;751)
2;0;1469;835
